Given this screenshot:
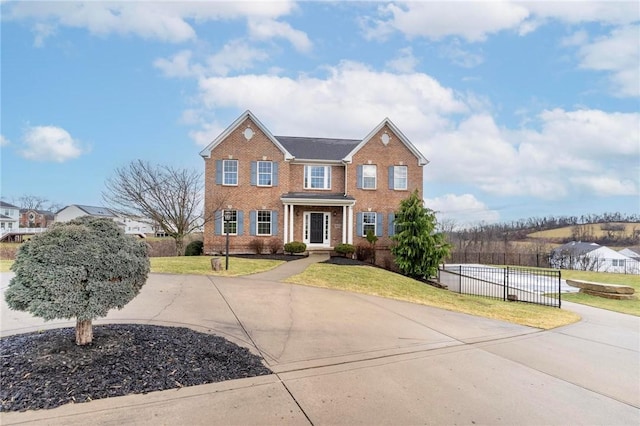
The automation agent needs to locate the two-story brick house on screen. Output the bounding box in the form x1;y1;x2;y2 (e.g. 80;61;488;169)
200;110;428;260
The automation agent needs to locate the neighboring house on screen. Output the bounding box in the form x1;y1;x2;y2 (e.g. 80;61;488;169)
0;201;20;232
19;209;54;228
55;204;155;236
619;248;640;261
121;216;155;236
550;241;639;274
55;204;118;223
200;110;428;262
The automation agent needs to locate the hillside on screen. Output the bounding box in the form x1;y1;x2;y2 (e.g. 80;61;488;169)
527;222;640;246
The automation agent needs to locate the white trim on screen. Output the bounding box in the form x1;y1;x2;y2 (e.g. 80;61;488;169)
343;118;429;166
199;110;294;160
347;205;354;244
303;212;331;247
283;203;289;243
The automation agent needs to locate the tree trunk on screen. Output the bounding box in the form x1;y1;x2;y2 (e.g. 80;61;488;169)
76;319;93;345
175;236;185;256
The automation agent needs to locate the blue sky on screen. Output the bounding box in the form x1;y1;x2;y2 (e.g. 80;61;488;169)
1;1;638;226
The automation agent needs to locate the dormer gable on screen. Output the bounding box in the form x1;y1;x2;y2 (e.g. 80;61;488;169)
199;110;294;160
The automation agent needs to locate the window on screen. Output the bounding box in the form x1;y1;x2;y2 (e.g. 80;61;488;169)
258;161;272;186
362;165;377;189
362;212;376;236
393;166;407;190
257;210;271;236
304;165;331;189
223;160;238;185
223;210;237;235
612;259;625;267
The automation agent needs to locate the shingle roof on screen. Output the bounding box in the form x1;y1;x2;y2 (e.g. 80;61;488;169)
0;201;19;209
551;241;600;255
275;136;360;161
281;192;356;201
75;205;117;217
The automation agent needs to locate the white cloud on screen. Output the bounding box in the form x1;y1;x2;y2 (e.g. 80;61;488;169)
363;1;530;42
0;135;9;147
248;18;312;53
19;126;86;162
576;25;640;97
424;108;639;199
363;1;639;43
154;41;270;79
425;193;500;225
524;1;639;26
154;50;200;78
5;1;298;45
570;176;638;196
195;61;467;142
206;40;270;76
385;47;419;73
440;39;484;68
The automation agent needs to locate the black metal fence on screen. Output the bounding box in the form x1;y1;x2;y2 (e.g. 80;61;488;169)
447;252;551;268
439;265;561;308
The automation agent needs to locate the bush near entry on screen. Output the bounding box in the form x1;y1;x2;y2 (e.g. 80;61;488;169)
284;241;306;254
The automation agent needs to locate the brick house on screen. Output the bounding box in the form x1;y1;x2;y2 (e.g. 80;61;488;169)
19;209;55;228
200;110;428;261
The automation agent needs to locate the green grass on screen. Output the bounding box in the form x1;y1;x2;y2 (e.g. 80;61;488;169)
150;256;284;277
0;259;13;272
285;264;580;330
1;257;283;276
561;270;639;316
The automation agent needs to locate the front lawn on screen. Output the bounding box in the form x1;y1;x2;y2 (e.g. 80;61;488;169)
286;264;580;330
150;256;284;277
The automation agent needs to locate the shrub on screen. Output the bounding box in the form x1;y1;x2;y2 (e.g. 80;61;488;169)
249;238;265;254
268;238;282;254
5;216;149;345
184;240;203;256
284;241;306;254
334;243;355;257
355;244;374;262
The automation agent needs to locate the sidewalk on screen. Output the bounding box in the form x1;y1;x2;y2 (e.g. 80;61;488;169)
244;252;329;282
1;260;638;425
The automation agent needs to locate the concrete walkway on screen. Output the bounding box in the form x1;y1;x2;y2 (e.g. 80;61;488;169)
1;257;639;425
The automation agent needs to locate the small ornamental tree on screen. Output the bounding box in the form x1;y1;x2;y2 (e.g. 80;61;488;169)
5;216;150;345
391;190;451;279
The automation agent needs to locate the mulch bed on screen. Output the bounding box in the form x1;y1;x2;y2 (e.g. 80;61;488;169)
0;324;271;412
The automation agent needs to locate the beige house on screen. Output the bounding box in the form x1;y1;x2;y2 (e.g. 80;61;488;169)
200;110;428;261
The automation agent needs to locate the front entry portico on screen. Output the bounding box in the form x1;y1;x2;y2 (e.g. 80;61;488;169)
281;193;356;248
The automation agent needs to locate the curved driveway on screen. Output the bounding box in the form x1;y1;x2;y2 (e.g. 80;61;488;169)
1;262;639;425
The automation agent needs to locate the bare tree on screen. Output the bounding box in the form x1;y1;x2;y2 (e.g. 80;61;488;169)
18;195;50;210
103;160;216;256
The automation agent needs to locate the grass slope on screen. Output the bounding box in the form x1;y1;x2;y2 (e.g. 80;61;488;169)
150;256;284;277
562;270;639;316
286;264;579;329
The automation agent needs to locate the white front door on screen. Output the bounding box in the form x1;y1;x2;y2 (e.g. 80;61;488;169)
303;212;330;246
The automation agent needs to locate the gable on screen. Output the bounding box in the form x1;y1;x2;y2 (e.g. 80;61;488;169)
344;118;428;166
199;110;293;160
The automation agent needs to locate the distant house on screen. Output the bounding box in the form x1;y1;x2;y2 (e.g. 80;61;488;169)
550;241;639;274
19;209;54;228
0;201;20;232
55;204;155;236
619;248;640;261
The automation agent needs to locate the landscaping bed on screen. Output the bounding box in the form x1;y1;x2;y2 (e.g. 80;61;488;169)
0;324;271;412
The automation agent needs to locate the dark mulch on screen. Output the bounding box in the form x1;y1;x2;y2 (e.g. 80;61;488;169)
0;324;271;412
323;256;371;266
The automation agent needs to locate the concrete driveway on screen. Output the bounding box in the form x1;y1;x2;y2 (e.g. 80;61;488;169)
1;269;639;425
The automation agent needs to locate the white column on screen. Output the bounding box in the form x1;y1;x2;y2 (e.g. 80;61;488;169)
289;204;295;242
342;205;347;243
283;203;289;243
347;205;353;244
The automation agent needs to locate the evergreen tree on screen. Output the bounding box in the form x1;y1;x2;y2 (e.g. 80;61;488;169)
391;190;451;279
5;216;149;345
